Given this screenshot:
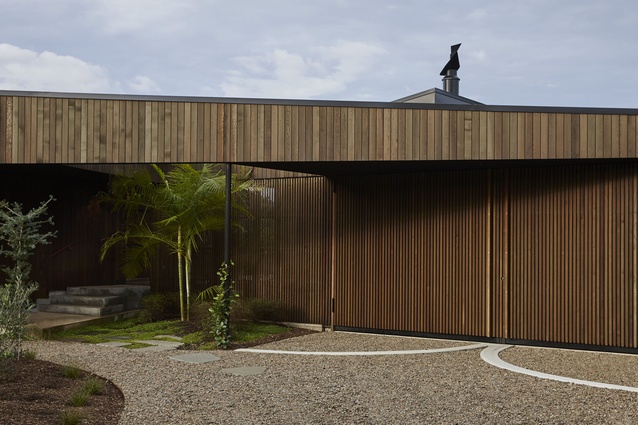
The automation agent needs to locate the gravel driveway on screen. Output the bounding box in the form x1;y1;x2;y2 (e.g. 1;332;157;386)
26;332;638;424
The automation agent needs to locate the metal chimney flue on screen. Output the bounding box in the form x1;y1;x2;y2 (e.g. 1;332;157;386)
440;43;461;95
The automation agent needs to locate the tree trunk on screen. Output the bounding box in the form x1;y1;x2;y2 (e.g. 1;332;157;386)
177;226;185;321
185;244;192;322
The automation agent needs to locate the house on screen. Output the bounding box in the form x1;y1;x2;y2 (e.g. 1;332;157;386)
1;46;638;353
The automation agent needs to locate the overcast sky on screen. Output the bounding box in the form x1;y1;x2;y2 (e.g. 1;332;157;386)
0;0;636;108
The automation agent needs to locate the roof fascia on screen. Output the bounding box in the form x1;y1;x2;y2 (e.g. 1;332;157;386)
1;89;637;116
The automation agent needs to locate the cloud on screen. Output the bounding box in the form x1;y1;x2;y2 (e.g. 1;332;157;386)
86;0;196;36
126;75;161;93
468;8;489;22
219;41;387;99
0;44;113;92
470;50;487;62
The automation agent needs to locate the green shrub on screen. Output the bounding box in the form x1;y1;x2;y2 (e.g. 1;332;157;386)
0;196;56;360
246;298;288;322
62;365;83;379
188;301;215;334
230;298;256;323
137;292;181;323
69;390;88;407
82;377;104;395
206;262;239;349
60;409;83;425
21;349;36;360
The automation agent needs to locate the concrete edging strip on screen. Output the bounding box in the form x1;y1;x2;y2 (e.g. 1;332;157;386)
235;343;488;356
480;344;638;393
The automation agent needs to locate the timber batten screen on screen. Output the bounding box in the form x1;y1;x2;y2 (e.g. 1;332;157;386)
333;163;638;349
2;94;638;165
148;175;332;326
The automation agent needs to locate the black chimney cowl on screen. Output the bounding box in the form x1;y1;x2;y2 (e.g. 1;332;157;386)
440;43;461;95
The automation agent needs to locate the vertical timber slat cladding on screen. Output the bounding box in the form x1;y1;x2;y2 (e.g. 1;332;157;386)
334;170;490;336
3;94;638;164
331;164;638;349
151;176;332;325
231;176;331;325
506;163;638;348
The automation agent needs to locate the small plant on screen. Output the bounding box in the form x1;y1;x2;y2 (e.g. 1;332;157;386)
62;365;83;379
82;376;104;395
21;349;36;360
198;261;239;349
60;409;84;425
69;390;88;407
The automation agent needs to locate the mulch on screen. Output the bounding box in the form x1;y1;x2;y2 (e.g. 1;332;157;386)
0;358;125;425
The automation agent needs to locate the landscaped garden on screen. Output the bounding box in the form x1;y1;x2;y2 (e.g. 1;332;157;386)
0;165;312;424
1;296;313;425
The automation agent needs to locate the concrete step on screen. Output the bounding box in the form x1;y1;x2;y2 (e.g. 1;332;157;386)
66;285;150;310
66;284;150;297
37;303;124;316
49;294;127;307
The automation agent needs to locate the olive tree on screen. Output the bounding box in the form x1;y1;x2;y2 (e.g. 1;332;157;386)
0;197;56;359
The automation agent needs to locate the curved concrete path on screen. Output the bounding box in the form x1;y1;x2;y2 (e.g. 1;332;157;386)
235;342;488;356
238;340;638;394
481;344;638;393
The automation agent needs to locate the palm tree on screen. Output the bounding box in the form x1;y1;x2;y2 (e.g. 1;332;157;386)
100;164;257;321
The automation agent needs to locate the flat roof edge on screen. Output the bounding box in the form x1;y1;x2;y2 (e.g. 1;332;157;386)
1;89;637;115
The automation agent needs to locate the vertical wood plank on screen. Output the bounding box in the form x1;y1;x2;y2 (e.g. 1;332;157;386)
313;106;321;161
441;110;449;160
434;110;442;160
540;113;549;159
619;115;628;158
610;115;619;158
464;111;472;160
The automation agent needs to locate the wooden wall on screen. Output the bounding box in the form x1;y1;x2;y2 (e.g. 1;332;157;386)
4;92;638;350
232;176;331;324
334;163;638;349
148;175;332;325
2;94;638;166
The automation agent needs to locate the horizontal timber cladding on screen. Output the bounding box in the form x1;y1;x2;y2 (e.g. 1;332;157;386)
333;163;638;349
2;94;638;165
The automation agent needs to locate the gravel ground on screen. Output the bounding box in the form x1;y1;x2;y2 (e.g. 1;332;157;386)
25;333;638;424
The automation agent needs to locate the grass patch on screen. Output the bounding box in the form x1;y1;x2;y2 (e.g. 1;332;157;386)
82;377;104;396
47;316;294;350
60;409;83;425
62;365;83;379
232;322;291;343
69;390;89;407
49;319;185;344
122;342;155;349
21;350;37;360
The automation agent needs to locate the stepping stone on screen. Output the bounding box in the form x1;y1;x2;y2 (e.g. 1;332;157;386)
170;353;221;364
98;341;132;348
110;336;132;340
221;366;266;376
